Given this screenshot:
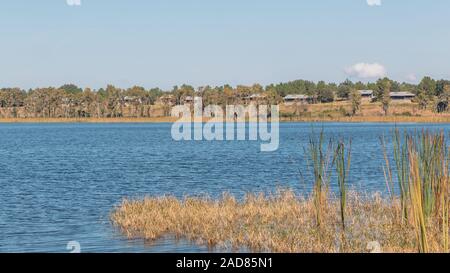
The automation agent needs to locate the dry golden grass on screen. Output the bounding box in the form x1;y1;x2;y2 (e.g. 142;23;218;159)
279;115;450;123
3;115;450;124
280;101;450;123
111;191;449;253
0;117;178;123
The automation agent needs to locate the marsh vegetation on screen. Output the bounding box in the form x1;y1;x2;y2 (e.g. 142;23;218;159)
112;130;450;253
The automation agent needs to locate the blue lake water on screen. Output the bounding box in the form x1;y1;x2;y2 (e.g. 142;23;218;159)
0;122;447;252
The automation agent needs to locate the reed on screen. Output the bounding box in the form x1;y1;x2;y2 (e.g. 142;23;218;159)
394;129;410;224
441;177;449;252
408;148;429;253
408;130;446;219
307;130;333;227
381;136;394;198
334;139;351;231
111;191;450;253
384;129;450;252
381;129;409;223
415;131;450;252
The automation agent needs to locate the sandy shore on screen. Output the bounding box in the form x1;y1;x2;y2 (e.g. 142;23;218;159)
0;117;178;123
2;115;450;123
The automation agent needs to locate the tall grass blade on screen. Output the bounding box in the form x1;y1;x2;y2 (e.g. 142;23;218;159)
334;139;352;231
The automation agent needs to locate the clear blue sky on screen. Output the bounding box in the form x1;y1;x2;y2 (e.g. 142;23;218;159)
0;0;449;90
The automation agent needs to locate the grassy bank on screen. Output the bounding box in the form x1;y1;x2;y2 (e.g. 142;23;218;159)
0;117;178;123
280;115;450;123
111;191;444;253
3;115;450;123
3;101;450;123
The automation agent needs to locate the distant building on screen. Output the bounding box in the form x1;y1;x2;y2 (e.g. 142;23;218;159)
123;96;142;105
183;96;202;105
358;90;374;101
183;96;194;103
244;94;265;100
390;92;416;102
244;94;267;104
284;94;314;105
157;95;176;106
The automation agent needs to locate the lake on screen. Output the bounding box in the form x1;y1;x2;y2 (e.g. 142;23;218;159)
0;122;445;252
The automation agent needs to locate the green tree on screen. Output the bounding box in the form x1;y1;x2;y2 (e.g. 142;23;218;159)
437;85;450;113
147;88;163;105
0;88;26;108
337;79;353;99
400;82;418;93
25;88;66;118
272;79;316;97
418;76;436;97
236;85;252;98
0;88;26;118
251;83;264;94
416;89;428;110
81;88;97;118
105;85;124;117
435;80;450;97
350;89;362;116
378;79;392;115
375;77;394;101
265;87;282;105
60;84;83;94
315;81;335;103
317;89;334;103
354;81;367;91
173;84;195;105
390;81;401;92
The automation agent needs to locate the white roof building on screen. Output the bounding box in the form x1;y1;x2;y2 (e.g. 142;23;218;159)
390;92;416;99
284;94;311;101
358;90;374;96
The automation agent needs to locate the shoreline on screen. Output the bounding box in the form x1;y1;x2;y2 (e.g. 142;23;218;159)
2;116;450;124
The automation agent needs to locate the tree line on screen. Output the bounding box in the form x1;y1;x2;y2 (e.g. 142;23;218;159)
1;77;450;118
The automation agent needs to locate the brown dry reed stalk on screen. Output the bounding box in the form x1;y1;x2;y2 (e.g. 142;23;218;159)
408;148;429;253
381;129;409;224
334;139;352;231
111;190;450;253
384;129;450;253
307;129;333;228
